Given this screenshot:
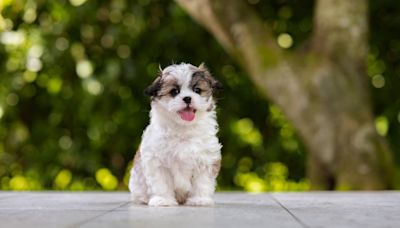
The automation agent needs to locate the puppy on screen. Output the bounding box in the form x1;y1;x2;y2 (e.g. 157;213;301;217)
129;63;222;207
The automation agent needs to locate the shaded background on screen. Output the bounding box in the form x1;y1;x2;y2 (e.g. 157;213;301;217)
0;0;398;191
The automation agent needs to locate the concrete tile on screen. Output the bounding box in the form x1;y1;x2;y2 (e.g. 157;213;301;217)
81;193;301;228
0;210;103;228
273;192;400;228
0;192;127;210
0;191;20;200
2;191;399;228
0;192;129;228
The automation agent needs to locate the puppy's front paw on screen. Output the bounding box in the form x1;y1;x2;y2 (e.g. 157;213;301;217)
148;196;178;207
185;197;214;206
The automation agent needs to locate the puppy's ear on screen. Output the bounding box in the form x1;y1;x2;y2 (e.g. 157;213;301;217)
198;62;207;71
198;63;223;93
212;78;223;92
144;76;162;97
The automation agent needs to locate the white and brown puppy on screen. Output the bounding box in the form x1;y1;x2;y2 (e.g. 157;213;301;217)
129;63;222;207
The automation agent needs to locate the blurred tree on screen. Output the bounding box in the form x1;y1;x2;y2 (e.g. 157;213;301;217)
176;0;396;189
2;0;300;191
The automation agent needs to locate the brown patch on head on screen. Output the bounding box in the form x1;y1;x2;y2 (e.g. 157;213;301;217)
190;71;213;97
144;74;179;99
190;66;222;98
157;76;179;98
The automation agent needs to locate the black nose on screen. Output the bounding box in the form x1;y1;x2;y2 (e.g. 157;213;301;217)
183;96;192;104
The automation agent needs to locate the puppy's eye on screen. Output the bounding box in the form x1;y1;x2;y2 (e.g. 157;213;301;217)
193;87;202;94
170;88;180;96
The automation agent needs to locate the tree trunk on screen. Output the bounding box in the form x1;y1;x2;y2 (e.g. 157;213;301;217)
175;0;396;189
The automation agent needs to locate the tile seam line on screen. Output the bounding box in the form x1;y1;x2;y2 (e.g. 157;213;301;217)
269;194;310;228
69;201;131;228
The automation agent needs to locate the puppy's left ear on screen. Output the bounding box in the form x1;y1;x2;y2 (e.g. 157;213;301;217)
144;76;162;97
199;63;223;92
212;78;223;92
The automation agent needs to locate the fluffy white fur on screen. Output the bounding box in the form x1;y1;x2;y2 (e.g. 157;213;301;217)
129;63;222;207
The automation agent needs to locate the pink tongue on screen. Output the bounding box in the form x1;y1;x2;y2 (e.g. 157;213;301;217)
179;109;195;121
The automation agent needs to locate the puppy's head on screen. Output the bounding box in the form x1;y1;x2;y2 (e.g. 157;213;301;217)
145;63;222;124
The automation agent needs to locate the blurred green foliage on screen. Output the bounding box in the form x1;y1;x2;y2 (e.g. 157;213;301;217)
0;0;399;191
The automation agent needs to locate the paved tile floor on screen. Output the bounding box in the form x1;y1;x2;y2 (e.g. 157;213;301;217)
0;192;399;228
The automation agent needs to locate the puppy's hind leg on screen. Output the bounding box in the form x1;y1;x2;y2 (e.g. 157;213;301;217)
129;151;149;204
129;168;148;204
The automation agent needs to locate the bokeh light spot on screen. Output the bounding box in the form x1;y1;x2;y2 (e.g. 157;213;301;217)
28;45;44;58
70;181;85;191
47;78;63;94
367;59;386;76
117;45;131;59
372;74;385;88
23;71;37;82
84;78;103;95
14;123;30;143
375;116;389;136
95;168;118;190
59;136;73;150
26;58;42;72
277;33;293;49
10;175;29;190
80;25;94;41
71;43;85;60
87;127;100;141
23;8;37;23
55;37;69;51
0;31;25;46
6;93;19;106
54;169;72;189
69;0;87;7
100;34;114;48
76;60;93;78
232;118;262;147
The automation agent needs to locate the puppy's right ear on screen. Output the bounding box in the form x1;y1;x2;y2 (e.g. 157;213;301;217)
144;76;162;97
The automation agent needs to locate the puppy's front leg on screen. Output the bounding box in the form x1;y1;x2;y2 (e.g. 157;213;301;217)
185;167;216;206
172;165;192;204
143;158;177;207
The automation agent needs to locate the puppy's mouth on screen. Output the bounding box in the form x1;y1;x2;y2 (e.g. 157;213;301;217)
178;107;196;122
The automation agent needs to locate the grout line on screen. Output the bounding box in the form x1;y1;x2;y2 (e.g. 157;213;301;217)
69;201;131;228
269;194;310;228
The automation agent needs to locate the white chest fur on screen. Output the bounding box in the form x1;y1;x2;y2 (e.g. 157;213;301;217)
140;110;221;169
